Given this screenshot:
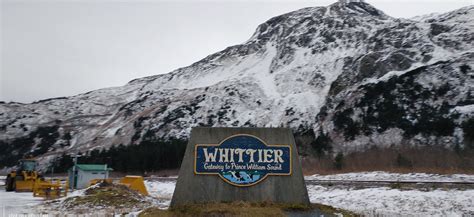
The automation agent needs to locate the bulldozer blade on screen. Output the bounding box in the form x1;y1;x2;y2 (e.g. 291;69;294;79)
119;176;149;196
15;180;35;192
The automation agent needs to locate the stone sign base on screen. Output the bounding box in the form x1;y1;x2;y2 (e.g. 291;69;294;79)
170;127;310;207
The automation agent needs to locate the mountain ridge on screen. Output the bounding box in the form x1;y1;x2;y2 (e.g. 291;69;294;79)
1;1;473;169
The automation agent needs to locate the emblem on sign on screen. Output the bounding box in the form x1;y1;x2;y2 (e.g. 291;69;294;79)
194;134;291;187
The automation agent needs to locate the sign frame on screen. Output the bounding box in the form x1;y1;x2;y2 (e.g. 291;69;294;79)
193;133;292;187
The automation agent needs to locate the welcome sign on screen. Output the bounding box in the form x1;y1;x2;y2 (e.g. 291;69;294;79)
171;127;310;207
194;134;291;186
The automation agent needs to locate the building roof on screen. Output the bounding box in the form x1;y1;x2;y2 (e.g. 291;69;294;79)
74;164;113;171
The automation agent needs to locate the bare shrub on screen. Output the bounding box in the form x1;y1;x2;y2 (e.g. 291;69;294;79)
303;146;474;175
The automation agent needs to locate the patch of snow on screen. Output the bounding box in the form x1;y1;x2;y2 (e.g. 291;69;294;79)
374;62;426;82
452;104;474;114
365;47;470;86
308;185;474;216
251;45;280;99
0;190;44;215
145;180;175;200
103;126;122;138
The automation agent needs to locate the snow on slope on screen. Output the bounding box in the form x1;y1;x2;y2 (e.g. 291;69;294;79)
0;2;473;168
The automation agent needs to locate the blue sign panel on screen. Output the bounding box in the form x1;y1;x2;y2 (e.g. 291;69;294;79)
194;134;291;187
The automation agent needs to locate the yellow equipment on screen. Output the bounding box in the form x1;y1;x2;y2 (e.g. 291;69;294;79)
32;178;68;199
89;178;113;186
5;159;41;192
5;159;69;199
119;176;148;196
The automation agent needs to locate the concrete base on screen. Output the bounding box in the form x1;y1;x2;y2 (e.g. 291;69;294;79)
170;127;310;207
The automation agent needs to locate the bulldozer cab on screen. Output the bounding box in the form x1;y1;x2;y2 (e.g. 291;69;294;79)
5;159;40;192
19;159;37;172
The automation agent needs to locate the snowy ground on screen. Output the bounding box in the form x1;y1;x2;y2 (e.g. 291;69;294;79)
143;180;176;208
309;172;474;216
1;172;473;216
308;185;474;216
304;172;474;216
142;172;474;217
0;191;43;215
0;176;44;215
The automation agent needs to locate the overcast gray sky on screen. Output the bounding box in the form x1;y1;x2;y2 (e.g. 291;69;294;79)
1;0;473;103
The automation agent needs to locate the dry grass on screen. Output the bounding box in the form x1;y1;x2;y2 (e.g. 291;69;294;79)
62;182;148;209
140;202;285;217
312;204;360;217
302;146;474;175
139;202;355;217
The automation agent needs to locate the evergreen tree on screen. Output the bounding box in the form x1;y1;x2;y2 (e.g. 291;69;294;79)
311;130;333;158
334;152;344;170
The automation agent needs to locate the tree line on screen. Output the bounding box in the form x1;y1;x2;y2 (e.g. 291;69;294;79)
51;139;187;173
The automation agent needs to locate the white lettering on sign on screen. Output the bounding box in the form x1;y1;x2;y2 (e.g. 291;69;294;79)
203;148;218;162
202;147;285;164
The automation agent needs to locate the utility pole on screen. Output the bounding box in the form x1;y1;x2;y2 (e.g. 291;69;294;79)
104;164;107;180
51;163;54;178
71;154;81;190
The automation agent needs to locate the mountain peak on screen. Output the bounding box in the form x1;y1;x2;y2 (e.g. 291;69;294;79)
329;0;389;18
245;1;390;46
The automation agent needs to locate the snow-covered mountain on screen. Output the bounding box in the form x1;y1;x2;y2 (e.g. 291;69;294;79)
1;1;473;168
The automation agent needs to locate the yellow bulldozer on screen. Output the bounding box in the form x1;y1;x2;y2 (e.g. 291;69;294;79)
5;159;68;198
5;159;41;192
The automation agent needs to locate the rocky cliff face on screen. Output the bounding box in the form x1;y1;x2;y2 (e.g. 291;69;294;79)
1;1;473;168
